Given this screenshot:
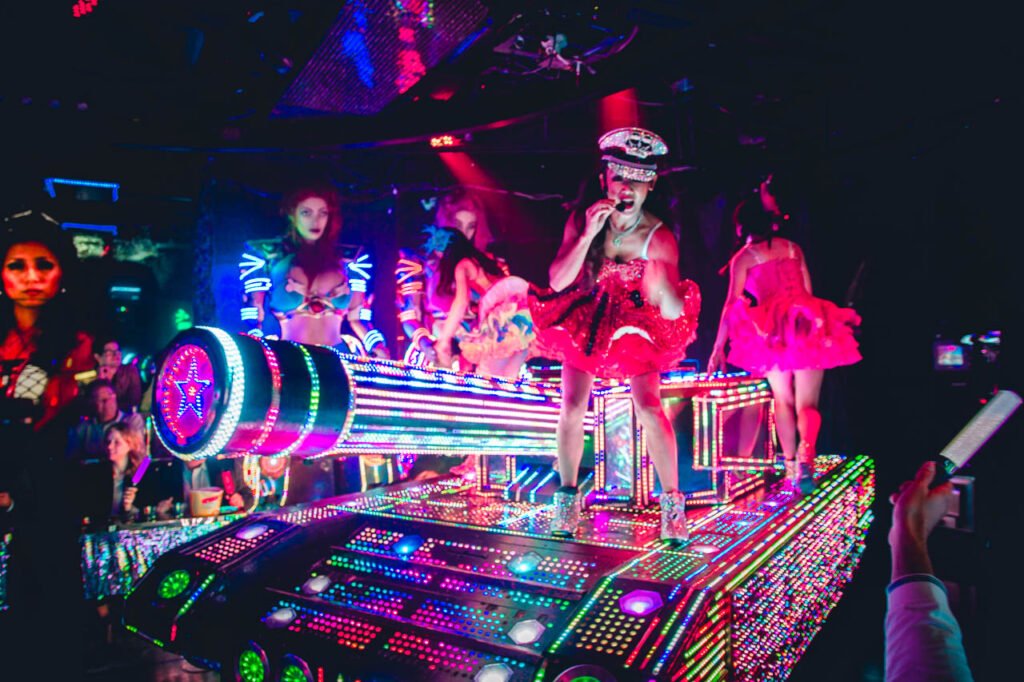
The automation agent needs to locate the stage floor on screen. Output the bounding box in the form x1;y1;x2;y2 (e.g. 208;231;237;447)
124;454;875;681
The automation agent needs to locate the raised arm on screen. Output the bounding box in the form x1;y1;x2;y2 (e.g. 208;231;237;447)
548;199;616;291
239;242;272;337
708;249;752;373
394;249;436;363
344;251;389;359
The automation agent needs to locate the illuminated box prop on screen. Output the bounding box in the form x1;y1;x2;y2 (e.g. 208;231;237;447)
593;373;776;508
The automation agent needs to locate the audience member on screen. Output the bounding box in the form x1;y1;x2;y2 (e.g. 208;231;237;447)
92;334;143;413
885;461;973;681
105;421;171;522
66;379;144;460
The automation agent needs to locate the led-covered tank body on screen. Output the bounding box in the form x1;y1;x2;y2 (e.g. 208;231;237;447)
153;327;561;461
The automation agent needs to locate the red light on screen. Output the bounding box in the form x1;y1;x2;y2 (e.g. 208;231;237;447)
72;0;99;18
429;135;461;148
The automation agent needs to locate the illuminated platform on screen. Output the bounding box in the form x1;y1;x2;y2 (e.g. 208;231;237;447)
124;454;873;681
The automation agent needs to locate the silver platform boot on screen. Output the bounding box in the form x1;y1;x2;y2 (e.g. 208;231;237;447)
550;488;581;538
660;489;689;542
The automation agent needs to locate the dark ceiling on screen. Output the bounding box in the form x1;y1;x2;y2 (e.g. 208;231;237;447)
0;1;1016;190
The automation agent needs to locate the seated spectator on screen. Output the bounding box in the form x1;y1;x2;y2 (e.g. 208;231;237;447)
66;379;144;460
92;334;143;414
886;461;973;681
105;421;171;522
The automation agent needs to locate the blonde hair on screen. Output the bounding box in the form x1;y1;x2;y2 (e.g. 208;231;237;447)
107;421;147;474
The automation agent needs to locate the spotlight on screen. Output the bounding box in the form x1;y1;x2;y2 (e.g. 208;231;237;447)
429;134;463;148
392;534;424;556
507;618;546;645
302;574;331;595
618;589;663;617
506;551;542;575
264;606;297;628
235;523;270;540
474;663;513;682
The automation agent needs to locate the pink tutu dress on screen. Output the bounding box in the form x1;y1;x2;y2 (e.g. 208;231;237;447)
726;242;861;374
459;276;538;365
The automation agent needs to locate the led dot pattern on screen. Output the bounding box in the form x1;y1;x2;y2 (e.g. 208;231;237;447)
157;569;191;600
263;600;382;651
189;525;278;565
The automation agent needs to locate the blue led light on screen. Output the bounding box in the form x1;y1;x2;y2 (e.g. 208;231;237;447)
43;177;120;201
506;551;542;575
61;222;118;235
392;534;424;557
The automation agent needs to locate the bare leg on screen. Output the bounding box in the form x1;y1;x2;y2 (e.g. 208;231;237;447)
765;370;796;460
794;369;825;460
556;364;595;488
630;371;678;492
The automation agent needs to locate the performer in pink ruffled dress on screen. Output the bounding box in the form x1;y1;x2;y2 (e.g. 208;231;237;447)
709;198;861;492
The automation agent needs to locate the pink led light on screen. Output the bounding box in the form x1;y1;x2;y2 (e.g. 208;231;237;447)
619;589;664;617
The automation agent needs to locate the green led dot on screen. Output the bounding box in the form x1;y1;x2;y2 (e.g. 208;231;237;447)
157;570;191;599
280;663;309;682
238;650;265;682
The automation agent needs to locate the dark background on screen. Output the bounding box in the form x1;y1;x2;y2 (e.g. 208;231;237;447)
1;2;1020;679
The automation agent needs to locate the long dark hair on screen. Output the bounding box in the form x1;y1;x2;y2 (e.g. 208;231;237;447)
279;184;344;277
0;212;82;373
436;228;505;295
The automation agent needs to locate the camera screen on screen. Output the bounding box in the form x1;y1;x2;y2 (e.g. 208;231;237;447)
934;342;966;370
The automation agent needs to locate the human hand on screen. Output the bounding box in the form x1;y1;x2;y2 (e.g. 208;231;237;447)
123;486;138;511
583;199;617;240
641;260;682;320
888;461;956;579
418;337;438;365
372;345;391;360
434;340;454;368
156;498;173;517
97;365;117;380
708;346;727;375
228;492;245;509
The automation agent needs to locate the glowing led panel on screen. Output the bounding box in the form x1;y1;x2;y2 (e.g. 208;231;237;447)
235;523;270;541
474;663;513;682
265;607;297;629
506;551;542;575
507;618;546;645
618;589;663;617
302;574;331;595
157;570;191;600
280;658;313;682
392;534;424;556
156;343;215;447
237;646;268;682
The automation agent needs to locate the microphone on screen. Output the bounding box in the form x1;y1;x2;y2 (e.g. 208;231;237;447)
614;201;627;212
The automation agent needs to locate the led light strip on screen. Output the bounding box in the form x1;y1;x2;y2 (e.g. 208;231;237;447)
355;387;561;415
161;327;246;460
247;337;282;454
323;346;358;451
277;342;320;457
